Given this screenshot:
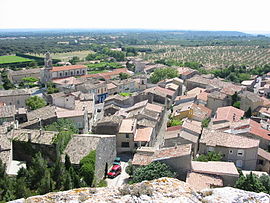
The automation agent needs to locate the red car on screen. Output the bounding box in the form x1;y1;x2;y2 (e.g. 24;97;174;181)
107;164;121;178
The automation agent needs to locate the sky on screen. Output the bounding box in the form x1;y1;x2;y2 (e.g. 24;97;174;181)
0;0;270;33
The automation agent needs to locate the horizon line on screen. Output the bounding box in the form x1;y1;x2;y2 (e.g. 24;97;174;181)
0;28;269;35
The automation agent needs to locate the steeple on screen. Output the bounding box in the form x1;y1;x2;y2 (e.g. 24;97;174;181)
44;52;53;69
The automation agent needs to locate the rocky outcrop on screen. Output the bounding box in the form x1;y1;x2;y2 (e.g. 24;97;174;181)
9;177;270;203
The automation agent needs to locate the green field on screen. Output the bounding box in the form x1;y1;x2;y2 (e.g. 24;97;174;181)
87;70;108;74
0;55;32;64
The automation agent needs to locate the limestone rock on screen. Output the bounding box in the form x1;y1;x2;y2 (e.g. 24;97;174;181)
9;177;270;203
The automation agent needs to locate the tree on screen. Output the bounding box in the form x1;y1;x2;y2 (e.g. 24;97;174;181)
37;169;54;195
29;152;48;190
195;151;223;162
259;174;270;194
150;67;179;84
245;107;252;118
119;72;129;80
202;118;210;128
69;56;80;65
63;172;73;190
79;150;96;186
132;161;176;183
65;154;72;170
125;160;135;176
26;96;46;110
233;101;241;109
235;172;266;193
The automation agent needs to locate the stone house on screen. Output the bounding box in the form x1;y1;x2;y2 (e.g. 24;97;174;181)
257;148;270;174
213;106;245;124
199;129;260;170
191;103;212;122
0;105;16;124
76;80;108;103
239;91;264;112
164;120;202;155
8;68;41;84
225;119;270;151
132;144;192;180
177;67;198;80
174;95;196;106
63;134;116;181
190;161;239;186
172;102;193;120
0;89;31;109
207;91;231;115
117;118;137;153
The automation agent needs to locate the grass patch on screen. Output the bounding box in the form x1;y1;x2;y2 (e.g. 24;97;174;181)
119;92;132;97
87;70;108;74
0;55;32;64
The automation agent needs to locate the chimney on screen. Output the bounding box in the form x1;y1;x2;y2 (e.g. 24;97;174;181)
28;132;31;142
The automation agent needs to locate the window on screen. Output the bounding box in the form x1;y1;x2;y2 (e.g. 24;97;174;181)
236;160;243;168
121;142;129;148
71;71;73;75
82;70;85;74
126;134;129;138
17;100;20;105
77;71;79;74
229;149;233;154
60;73;62;77
258;159;264;165
65;72;68;76
237;150;244;156
208;146;214;152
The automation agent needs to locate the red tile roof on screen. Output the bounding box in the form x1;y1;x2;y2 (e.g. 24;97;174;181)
166;125;182;132
50;65;87;72
214;106;245;123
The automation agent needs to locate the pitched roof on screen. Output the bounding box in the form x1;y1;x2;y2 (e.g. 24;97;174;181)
197;91;208;102
50;65;87;72
11;129;58;145
0;105;16;118
182;120;202;134
145;86;175;97
214;106;245;123
132;144;192;166
145;103;163;113
27;105;56;121
186;87;206;96
258;148;270;161
119;118;137;134
0;89;31;97
9;68;41;76
191;161;239;177
200;128;260;149
191;103;212;120
186;172;223;191
134;127;153;142
52;77;84;85
63;134;115;164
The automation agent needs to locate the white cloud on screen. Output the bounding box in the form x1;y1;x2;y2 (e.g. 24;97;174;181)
0;0;269;32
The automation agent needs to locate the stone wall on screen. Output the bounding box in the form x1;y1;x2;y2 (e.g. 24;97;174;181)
95;135;116;180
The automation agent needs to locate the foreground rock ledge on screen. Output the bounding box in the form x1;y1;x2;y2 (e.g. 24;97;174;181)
9;177;270;203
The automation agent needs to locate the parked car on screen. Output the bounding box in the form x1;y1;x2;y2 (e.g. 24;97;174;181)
113;157;121;165
107;164;121;178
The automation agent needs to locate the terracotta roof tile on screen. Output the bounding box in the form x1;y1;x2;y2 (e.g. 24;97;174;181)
50;65;87;72
200;128;260;149
134;127;153;142
214;106;245;123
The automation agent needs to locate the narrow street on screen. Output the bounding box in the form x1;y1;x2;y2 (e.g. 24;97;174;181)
106;153;132;187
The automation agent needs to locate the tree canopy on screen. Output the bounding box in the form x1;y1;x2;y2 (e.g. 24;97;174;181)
26;96;46;110
132;161;176;183
195;151;223;162
150;67;179;83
